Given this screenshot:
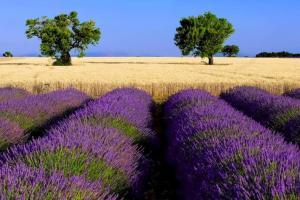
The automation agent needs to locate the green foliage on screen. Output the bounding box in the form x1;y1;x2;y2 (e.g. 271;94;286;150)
85;116;145;144
23;148;129;194
174;12;235;65
0;112;35;150
2;51;13;57
270;108;300;131
256;51;300;58
0;139;11;151
1;181;89;200
26;11;101;66
0;112;35;130
222;45;240;57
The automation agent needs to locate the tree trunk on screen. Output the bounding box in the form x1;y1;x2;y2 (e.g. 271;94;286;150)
208;56;214;65
60;52;71;65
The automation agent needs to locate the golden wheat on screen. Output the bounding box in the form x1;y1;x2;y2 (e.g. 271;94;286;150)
0;57;299;101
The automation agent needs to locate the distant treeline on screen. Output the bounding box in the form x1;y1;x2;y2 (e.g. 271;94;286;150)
256;51;300;58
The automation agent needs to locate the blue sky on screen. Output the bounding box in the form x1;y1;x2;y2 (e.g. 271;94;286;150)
0;0;299;56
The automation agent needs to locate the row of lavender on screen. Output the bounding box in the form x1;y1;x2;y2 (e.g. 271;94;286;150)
0;88;155;199
286;89;300;100
221;86;300;146
0;87;89;150
0;87;30;103
164;89;300;199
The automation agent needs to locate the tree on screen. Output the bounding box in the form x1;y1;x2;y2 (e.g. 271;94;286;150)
26;11;101;66
175;12;235;65
222;45;240;57
3;51;13;57
256;51;300;58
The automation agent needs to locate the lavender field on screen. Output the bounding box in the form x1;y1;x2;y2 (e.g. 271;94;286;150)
1;86;300;199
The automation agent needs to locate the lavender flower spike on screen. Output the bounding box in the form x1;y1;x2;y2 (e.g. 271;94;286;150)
164;89;300;199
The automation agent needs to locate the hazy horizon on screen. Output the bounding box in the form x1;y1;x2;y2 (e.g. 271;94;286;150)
1;1;299;57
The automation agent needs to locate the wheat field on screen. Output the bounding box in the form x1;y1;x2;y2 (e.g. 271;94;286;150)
0;57;299;101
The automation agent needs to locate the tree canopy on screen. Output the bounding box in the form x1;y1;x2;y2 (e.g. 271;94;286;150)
26;11;101;65
256;51;300;58
2;51;13;57
175;12;235;65
222;45;240;57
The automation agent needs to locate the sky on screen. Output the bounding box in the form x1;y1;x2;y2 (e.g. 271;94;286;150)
0;0;299;57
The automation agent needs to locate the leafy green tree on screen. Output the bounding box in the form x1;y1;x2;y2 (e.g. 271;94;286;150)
175;12;235;65
222;45;240;57
26;11;101;66
2;51;13;57
256;51;300;58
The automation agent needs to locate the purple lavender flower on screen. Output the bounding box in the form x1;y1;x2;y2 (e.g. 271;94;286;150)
221;86;300;145
1;122;144;192
0;88;154;199
164;89;300;199
0;118;24;150
81;88;153;128
74;88;156;146
0;164;117;200
0;88;89;150
0;87;30;103
0;88;89;119
284;88;300;100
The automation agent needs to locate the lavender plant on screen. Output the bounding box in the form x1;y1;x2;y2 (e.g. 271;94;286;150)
0;164;116;200
221;86;300;145
285;88;300;100
0;87;30;103
164;89;300;199
0;88;89;150
76;88;156;145
0;118;23;150
0;88;155;199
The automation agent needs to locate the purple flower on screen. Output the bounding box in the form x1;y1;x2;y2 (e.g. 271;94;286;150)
0;88;89;119
73;88;157;146
80;88;154;128
165;89;300;199
0;164;117;200
0;88;89;150
0;118;24;150
221;86;300;145
285;88;300;100
0;87;30;103
0;88;154;199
